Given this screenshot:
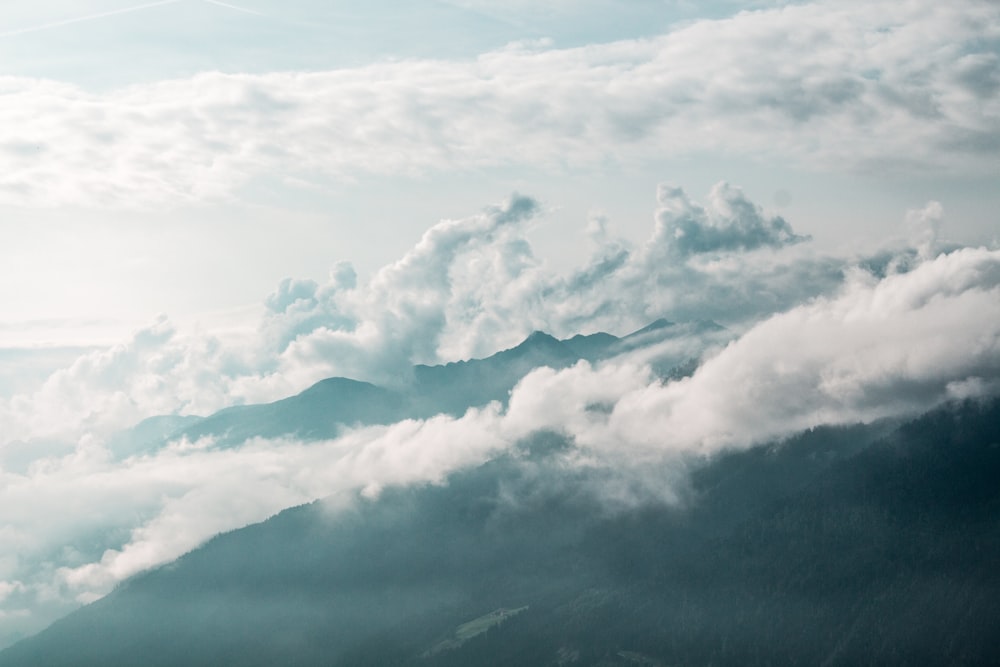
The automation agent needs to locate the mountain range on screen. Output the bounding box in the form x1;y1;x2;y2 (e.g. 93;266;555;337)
108;319;720;454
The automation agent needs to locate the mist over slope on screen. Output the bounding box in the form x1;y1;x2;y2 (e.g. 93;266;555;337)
3;397;998;666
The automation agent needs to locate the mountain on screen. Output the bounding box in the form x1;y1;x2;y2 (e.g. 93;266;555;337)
4;398;998;666
176;377;403;445
406;330;606;418
105;414;206;458
153;321;717;448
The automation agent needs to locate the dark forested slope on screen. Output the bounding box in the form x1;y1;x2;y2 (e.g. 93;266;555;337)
3;397;999;666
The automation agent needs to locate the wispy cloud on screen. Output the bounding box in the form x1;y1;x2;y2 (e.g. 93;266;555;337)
0;0;182;38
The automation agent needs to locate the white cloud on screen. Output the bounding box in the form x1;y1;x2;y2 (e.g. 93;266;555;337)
0;316;241;447
652;182;808;257
0;0;997;208
0;404;510;640
273;194;543;386
276;183;846;387
507;246;1000;459
904;200;945;259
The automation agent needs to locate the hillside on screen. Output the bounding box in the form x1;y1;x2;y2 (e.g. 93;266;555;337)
3;398;998;666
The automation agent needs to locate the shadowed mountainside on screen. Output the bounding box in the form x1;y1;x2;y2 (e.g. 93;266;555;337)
3;398;999;666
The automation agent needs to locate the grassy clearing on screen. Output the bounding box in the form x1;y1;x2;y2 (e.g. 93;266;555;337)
423;606;529;656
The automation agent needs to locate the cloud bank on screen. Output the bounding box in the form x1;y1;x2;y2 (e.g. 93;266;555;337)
508;246;1000;459
1;0;997;207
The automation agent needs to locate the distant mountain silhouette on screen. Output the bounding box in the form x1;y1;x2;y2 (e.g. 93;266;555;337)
407;330;606;418
5;398;999;666
178;377;403;445
105;414;206;458
150;320;719;448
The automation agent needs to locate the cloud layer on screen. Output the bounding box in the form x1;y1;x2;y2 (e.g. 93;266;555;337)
509;246;1000;459
1;0;997;207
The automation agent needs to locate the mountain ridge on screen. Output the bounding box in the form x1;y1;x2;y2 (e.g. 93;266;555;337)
120;319;718;451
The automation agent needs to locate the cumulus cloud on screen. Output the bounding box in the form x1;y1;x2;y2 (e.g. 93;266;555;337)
273;194;542;386
277;181;846;385
0;316;244;449
0;0;997;207
652;182;808;257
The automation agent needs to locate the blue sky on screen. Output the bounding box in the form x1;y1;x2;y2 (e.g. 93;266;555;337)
0;1;756;85
1;0;999;647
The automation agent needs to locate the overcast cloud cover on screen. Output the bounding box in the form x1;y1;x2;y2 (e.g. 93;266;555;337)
1;0;998;207
1;0;999;652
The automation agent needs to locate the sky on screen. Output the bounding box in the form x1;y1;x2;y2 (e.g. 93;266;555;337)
0;0;999;649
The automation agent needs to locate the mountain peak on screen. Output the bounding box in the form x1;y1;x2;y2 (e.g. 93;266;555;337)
496;330;569;361
523;330;558;344
626;318;674;338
